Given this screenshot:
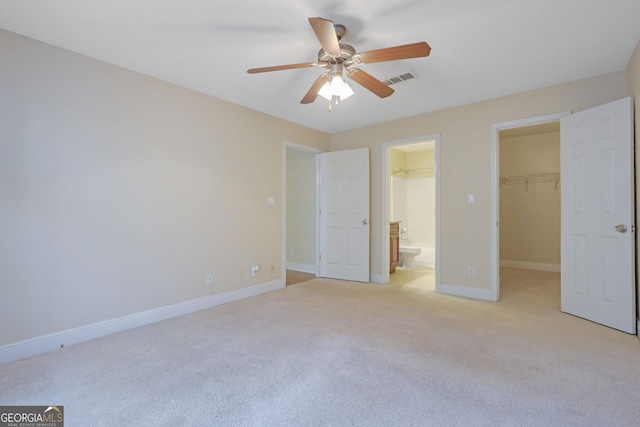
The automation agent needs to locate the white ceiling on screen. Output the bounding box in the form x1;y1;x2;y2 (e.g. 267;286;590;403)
1;1;639;134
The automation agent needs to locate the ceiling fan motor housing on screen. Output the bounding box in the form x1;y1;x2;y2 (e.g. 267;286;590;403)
317;43;356;64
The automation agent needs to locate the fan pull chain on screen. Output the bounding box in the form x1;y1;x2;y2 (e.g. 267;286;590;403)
327;95;341;112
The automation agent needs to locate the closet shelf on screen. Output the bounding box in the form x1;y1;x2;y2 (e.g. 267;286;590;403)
392;166;434;176
500;172;560;190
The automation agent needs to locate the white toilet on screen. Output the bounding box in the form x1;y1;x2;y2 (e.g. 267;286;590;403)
399;245;421;270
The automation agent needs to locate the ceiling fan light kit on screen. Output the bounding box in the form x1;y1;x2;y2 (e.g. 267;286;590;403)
317;63;354;106
247;17;431;110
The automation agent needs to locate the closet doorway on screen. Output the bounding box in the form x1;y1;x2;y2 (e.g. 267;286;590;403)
491;112;567;302
492;100;636;334
499;122;561;274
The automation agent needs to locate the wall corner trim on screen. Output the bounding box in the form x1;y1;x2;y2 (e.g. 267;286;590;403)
370;273;384;284
0;279;284;365
439;283;496;301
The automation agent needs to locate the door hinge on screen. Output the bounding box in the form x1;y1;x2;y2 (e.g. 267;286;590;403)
632;225;636;232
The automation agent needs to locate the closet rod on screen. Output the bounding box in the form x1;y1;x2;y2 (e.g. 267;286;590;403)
392;166;435;175
500;172;560;190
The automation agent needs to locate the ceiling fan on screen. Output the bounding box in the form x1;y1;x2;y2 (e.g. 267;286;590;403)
247;17;431;108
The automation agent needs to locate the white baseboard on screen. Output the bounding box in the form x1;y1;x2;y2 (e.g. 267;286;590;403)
285;262;316;275
439;283;495;301
0;279;284;365
500;260;561;273
416;261;435;268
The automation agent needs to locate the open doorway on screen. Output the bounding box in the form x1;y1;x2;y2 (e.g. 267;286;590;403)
283;144;372;285
499;122;561;272
490;113;568;300
492;100;636;334
498;122;561;302
283;142;321;286
382;135;440;291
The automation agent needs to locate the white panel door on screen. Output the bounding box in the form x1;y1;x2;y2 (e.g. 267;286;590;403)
319;148;370;282
561;97;636;333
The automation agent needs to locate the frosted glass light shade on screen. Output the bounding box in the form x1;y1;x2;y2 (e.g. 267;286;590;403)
318;74;354;101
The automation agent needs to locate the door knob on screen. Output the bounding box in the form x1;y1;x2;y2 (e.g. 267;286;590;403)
362;219;368;225
615;224;628;233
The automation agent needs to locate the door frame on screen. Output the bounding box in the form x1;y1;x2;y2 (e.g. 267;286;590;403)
381;134;441;286
490;112;570;301
282;141;323;282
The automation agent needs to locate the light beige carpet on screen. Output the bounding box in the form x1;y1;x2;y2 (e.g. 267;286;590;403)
1;268;639;426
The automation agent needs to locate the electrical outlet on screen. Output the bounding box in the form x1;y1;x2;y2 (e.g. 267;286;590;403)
468;267;476;278
290;249;295;257
251;265;259;276
206;273;213;284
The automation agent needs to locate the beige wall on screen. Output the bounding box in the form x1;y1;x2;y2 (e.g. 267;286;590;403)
406;150;436;178
389;148;406;224
499;132;560;266
389;148;435;232
389;148;406;174
0;30;329;346
389;149;435;179
626;40;640;323
331;71;627;289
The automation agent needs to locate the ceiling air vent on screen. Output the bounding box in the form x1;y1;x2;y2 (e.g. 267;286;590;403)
383;72;417;86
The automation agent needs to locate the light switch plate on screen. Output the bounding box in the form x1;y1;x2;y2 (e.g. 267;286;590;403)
267;196;275;206
467;193;475;204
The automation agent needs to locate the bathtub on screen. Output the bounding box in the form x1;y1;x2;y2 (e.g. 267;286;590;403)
400;242;435;267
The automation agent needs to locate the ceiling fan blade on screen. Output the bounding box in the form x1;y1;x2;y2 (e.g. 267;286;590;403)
308;17;341;55
247;62;319;74
347;68;394;98
355;42;431;64
301;74;329;104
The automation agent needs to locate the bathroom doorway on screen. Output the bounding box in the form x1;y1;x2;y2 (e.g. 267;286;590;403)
382;135;440;291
